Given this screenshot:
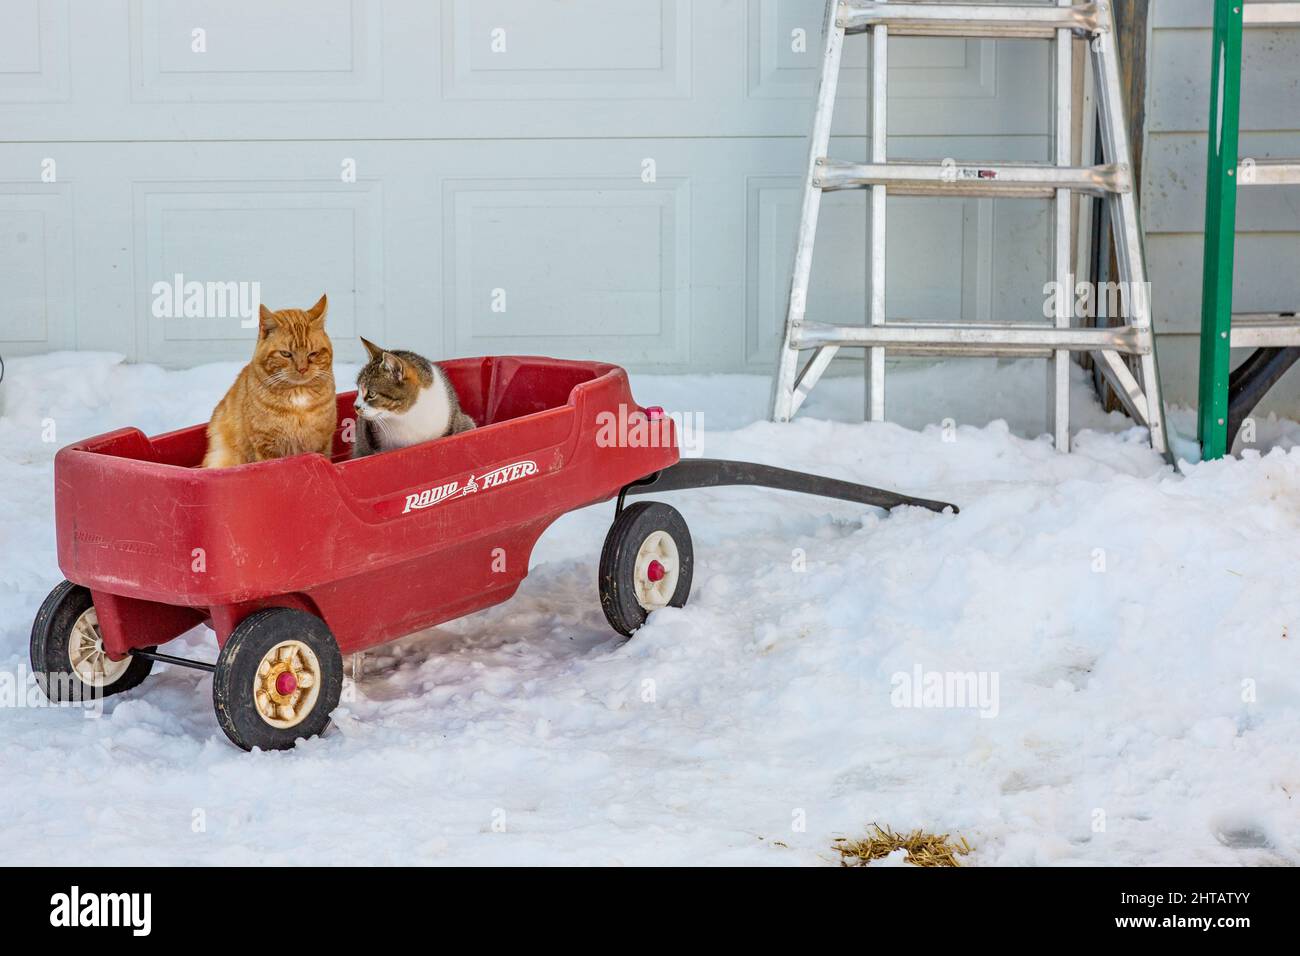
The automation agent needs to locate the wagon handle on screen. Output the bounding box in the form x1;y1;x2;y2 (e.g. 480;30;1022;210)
619;458;958;515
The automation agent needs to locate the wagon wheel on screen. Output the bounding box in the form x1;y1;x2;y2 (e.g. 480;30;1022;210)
30;580;154;702
212;608;344;752
599;501;694;637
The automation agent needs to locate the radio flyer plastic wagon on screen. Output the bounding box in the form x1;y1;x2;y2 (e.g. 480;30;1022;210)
31;356;956;750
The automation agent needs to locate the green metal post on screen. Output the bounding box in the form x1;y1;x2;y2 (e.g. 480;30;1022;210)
1197;0;1244;459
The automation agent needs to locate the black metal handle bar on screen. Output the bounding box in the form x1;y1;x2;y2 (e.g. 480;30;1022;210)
621;458;958;515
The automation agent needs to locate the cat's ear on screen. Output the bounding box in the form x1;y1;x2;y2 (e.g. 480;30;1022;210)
258;304;278;339
360;337;384;362
305;293;328;326
381;351;405;380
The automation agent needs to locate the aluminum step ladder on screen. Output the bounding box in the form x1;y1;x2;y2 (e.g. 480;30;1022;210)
1197;0;1300;458
770;0;1169;457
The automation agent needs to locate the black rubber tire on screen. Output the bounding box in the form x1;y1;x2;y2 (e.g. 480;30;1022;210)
29;580;154;703
212;607;343;752
599;501;693;637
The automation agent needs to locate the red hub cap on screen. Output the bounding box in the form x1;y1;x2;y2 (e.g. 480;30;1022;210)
275;671;298;696
646;559;666;582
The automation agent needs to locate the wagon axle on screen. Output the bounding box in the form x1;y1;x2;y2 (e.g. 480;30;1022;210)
130;648;215;674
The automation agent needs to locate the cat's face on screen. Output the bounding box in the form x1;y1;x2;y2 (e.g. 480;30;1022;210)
255;295;333;388
354;338;419;420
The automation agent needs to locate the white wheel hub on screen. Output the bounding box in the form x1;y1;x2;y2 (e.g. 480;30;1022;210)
253;640;321;729
633;530;680;611
67;606;132;687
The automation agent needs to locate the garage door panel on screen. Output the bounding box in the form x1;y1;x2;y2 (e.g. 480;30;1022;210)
751;2;991;100
0;0;70;103
442;0;691;100
131;0;382;102
444;176;690;365
748;176;864;364
747;0;1049;137
745;134;1050;365
0;184;76;352
132;179;384;367
746;182;999;364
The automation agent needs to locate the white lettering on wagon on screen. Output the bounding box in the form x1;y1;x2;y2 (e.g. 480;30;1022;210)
401;460;539;514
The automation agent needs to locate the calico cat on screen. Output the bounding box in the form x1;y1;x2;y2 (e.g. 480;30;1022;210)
202;294;337;468
351;338;475;458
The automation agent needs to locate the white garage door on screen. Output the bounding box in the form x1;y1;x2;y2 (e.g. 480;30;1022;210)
0;0;1049;374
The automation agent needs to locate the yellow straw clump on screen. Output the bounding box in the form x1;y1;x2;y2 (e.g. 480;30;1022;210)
834;824;973;867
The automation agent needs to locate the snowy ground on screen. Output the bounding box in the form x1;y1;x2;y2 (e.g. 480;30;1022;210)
2;352;1299;866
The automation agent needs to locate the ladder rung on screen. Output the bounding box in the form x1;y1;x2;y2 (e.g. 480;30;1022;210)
793;321;1148;357
841;1;1101;39
1229;313;1300;347
1237;159;1300;186
814;160;1129;197
1244;2;1300;26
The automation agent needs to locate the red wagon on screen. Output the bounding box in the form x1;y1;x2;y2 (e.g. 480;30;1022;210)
31;356;954;750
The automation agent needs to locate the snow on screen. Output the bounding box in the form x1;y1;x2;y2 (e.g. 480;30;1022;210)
1;351;1298;865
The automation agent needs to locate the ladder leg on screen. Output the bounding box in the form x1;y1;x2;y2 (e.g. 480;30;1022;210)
1073;52;1098;296
1197;0;1244;459
1095;349;1150;425
772;0;846;422
866;20;888;422
773;294;809;422
792;345;840;416
1091;6;1170;458
1048;2;1073;451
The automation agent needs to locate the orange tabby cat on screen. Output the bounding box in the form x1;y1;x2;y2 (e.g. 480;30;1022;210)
202;294;337;468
